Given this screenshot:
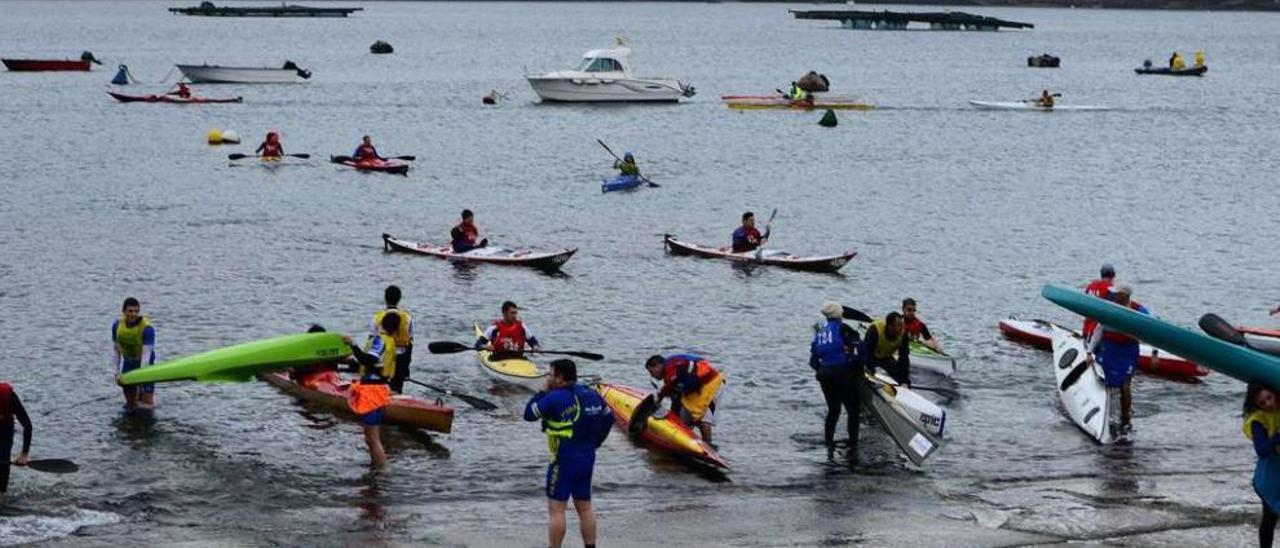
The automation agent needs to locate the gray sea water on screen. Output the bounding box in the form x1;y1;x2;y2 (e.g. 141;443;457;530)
1;1;1279;545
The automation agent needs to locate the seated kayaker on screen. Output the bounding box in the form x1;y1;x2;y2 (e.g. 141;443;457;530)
1035;89;1054;108
1194;50;1205;68
901;298;943;353
475;301;541;360
1085;283;1150;437
290;324;341;389
731;211;768;253
614;152;639;177
810;301;862;458
451;209;488;253
352;135;383;162
523;359;613;548
255;132;284;159
787;81;808;102
645;354;725;447
169;82;192;99
1169;51;1185;70
860;312;912;386
341;312;400;469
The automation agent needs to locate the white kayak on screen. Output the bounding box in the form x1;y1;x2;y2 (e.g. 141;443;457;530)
856;372;946;465
1051;326;1115;444
968;100;1109;111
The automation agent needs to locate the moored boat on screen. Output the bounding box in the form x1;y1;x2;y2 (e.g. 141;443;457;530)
526;39;695;103
261;372;453;433
1134;65;1206;76
3;58;92;72
177;62;311;83
663;234;855;273
169;2;362;17
383;233;577;270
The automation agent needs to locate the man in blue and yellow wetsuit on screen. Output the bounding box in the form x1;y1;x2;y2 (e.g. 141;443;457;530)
1;381;33;504
370;285;413;394
645;353;725;447
1086;282;1150;436
860;312;912;386
112;297;156;410
343;312;399;469
524;360;613;548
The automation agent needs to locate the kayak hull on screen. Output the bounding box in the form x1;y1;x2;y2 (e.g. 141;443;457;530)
383;233;577;270
1241;327;1280;356
855;373;944;465
1051;326;1115;444
330;156;409;175
3;59;91;72
177;64;308;83
120;333;351;385
1042;285;1279;387
663;234;855;273
602;174;645;193
595;382;728;469
107;91;243;104
998;317;1208;378
262;372;453;433
968;100;1108;111
907;341;957;377
474;324;546;390
1135;65;1207;76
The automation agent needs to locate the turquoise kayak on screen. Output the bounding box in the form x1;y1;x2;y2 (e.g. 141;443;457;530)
1041;284;1280;387
120;333;350;385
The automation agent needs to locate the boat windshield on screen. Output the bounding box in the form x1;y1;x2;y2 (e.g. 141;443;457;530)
574;57;624;73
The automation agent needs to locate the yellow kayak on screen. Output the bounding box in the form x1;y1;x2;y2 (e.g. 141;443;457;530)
595;382;729;469
474;324;546;390
721;94;873;111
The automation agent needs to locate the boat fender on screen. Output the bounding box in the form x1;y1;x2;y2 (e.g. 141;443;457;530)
207;128;223;145
818;109;838;127
220;130;240;144
370;40;394;54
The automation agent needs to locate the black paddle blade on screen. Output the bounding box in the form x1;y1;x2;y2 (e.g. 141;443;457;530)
553;350;604;361
289;153;311;159
227;153;249;160
455;394;498;411
22;459;78;474
391;155;416;161
628;395;658;436
329;155;351;164
426;341;471;354
842;306;874;323
1200;313;1246;346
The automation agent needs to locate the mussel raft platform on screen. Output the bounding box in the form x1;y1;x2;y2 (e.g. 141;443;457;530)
790;10;1033;31
168;2;362;17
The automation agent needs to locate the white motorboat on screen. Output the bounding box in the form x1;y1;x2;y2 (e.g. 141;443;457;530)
176;61;312;84
525;40;695;103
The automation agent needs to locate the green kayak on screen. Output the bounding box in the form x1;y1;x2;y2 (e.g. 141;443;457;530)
120;333;350;385
1041;284;1280;387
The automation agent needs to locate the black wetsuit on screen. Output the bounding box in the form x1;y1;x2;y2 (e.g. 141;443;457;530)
1;385;33;493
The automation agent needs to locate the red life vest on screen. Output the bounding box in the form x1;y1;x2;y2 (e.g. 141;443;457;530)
1082;279;1113;337
354;144;378;160
662;356;720;396
454;222;478;245
260;142;283;157
1101;302;1143;345
0;382;11;423
491;320;527;353
903;316;927;340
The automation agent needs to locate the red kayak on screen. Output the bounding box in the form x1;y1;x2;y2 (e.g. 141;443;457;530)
3;58;91;72
1240;326;1280;356
999;317;1209;378
262;371;453;433
330;155;409;175
107;91;243;104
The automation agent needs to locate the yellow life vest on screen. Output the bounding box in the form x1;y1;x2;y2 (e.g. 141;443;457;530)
361;333;397;379
1244;410;1280;440
870;319;904;360
114;315;151;360
372;308;412;348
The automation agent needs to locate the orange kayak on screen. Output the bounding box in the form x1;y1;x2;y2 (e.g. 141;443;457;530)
262;371;453;433
595;382;727;469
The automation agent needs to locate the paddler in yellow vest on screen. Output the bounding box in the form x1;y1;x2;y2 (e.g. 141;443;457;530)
1034;89;1055;109
1169;51;1186;70
1194;50;1205;67
1244;382;1280;546
111;297;157;410
342;312;400;469
787;81;809;103
859;312;912;386
645;354;725;447
370;285;413;394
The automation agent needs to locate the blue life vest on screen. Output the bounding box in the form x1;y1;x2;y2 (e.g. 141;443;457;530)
813;319;850;368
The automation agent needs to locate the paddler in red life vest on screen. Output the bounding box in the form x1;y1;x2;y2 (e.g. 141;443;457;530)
352;135;383;162
475;301;541;360
1085;282;1150;436
901;298;943;353
341;312;400;469
644;354;726;447
450;209;489;253
1082;263;1116;338
255;132;284;159
860;312;912;386
371;285;413;394
169;82;192;99
112;297;157;410
731;211;769;253
1;381;34;504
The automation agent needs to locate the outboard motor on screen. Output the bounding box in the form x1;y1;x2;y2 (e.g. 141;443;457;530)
81;50;102;65
680;82;697;98
283;60;312;79
1143;59;1153;68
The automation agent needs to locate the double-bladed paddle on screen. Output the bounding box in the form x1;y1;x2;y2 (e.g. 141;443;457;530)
404;379;497;411
427;341;603;361
596;139;660;188
228;153;311;160
841;305;874;323
14;459;79;474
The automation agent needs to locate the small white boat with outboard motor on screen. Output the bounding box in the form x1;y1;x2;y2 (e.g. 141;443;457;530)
525;38;695;103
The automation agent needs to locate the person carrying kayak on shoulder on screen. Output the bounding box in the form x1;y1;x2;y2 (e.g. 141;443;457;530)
901;298;943;353
644;353;725;447
1;381;33;504
860;312;911;386
255;132;283;159
475;301;541;360
342;312;401;469
1244;382;1280;548
523;359;612;548
1082;263;1116;339
450;209;489;253
614;152;639;177
112;297;156;410
370;285;413;394
731;211;768;253
1034;89;1054;108
1085;282;1150;436
810;300;862;459
352;135;383;161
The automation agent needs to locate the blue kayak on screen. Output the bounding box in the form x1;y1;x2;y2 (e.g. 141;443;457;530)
602;174;645;193
1041;284;1280;388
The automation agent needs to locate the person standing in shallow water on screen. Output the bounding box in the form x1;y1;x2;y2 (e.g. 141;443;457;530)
809;301;861;460
112;297;156;410
1243;382;1280;548
0;381;33;504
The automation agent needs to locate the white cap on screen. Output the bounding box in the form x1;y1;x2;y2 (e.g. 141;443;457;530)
821;300;842;319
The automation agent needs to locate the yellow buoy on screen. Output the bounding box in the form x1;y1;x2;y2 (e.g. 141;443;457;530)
207;128;223;145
